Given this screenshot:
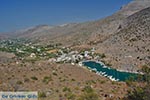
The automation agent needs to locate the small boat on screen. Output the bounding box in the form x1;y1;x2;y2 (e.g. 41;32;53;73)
104;74;107;77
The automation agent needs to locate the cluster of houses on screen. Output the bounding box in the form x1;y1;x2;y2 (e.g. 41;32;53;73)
48;47;101;65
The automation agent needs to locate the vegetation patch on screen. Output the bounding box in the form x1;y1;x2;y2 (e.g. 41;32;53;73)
31;76;38;80
42;76;52;84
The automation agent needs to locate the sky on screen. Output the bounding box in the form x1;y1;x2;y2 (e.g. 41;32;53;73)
0;0;131;32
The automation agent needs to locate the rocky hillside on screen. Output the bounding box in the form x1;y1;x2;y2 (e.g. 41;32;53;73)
97;7;150;71
115;7;150;42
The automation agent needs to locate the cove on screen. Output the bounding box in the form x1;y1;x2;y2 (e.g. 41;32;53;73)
82;61;139;81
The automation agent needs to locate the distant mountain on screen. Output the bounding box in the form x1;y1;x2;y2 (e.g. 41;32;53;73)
9;0;149;46
0;34;9;40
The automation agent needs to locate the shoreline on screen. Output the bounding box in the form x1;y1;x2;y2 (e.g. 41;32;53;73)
79;60;143;75
79;60;120;81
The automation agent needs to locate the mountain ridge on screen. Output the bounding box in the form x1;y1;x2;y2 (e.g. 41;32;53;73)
11;0;150;46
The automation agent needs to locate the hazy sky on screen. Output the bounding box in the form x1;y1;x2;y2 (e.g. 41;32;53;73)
0;0;131;32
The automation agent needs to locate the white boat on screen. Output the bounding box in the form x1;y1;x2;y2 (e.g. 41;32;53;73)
92;68;97;71
104;74;107;77
108;76;112;79
111;77;117;81
78;62;83;66
102;72;106;75
96;72;101;75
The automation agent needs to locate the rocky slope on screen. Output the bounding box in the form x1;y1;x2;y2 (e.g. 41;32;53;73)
97;7;150;71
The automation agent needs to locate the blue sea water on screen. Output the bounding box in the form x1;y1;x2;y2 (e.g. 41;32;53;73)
82;61;138;81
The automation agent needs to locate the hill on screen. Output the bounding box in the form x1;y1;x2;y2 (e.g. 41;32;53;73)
97;7;150;71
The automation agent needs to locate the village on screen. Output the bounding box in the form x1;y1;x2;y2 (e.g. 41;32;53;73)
0;39;106;65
